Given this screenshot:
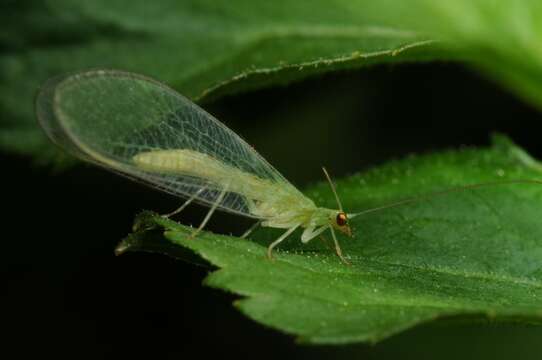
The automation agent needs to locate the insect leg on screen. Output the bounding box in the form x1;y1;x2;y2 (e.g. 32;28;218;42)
318;235;335;253
241;221;261;239
190;185;229;238
301;225;330;243
162;187;206;218
329;227;350;265
267;224;300;260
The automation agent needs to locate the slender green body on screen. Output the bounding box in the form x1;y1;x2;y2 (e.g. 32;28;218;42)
133;149;344;234
35;69;352;263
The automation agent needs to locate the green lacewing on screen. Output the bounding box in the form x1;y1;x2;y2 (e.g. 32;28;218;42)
36;69;542;264
36;69;355;263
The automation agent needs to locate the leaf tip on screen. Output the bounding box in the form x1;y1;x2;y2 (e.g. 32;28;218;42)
114;241;130;256
491;132;542;172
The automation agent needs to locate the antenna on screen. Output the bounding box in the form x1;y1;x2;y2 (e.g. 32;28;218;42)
322;167;343;211
349;179;542;219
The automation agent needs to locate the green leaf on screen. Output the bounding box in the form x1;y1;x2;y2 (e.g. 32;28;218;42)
117;135;542;344
3;1;542;161
356;0;542;109
0;0;446;162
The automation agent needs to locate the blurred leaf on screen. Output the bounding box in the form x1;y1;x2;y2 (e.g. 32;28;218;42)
3;0;542;162
117;135;542;344
0;0;440;162
355;0;542;109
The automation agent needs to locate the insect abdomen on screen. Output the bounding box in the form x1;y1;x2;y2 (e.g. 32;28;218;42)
133;149;232;180
132;149;308;213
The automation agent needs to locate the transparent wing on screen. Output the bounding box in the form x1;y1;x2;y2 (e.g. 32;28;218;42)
36;69;307;218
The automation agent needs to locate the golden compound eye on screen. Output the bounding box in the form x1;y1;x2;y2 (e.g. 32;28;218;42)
336;212;347;226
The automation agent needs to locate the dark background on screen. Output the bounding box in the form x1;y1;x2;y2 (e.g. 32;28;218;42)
3;63;542;359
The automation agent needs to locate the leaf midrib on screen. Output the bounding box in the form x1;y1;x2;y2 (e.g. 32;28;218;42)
164;218;542;290
192;39;437;99
166;228;542;310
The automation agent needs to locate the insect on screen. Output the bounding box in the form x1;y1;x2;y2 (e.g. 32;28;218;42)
36;69;542;265
36;69;356;263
